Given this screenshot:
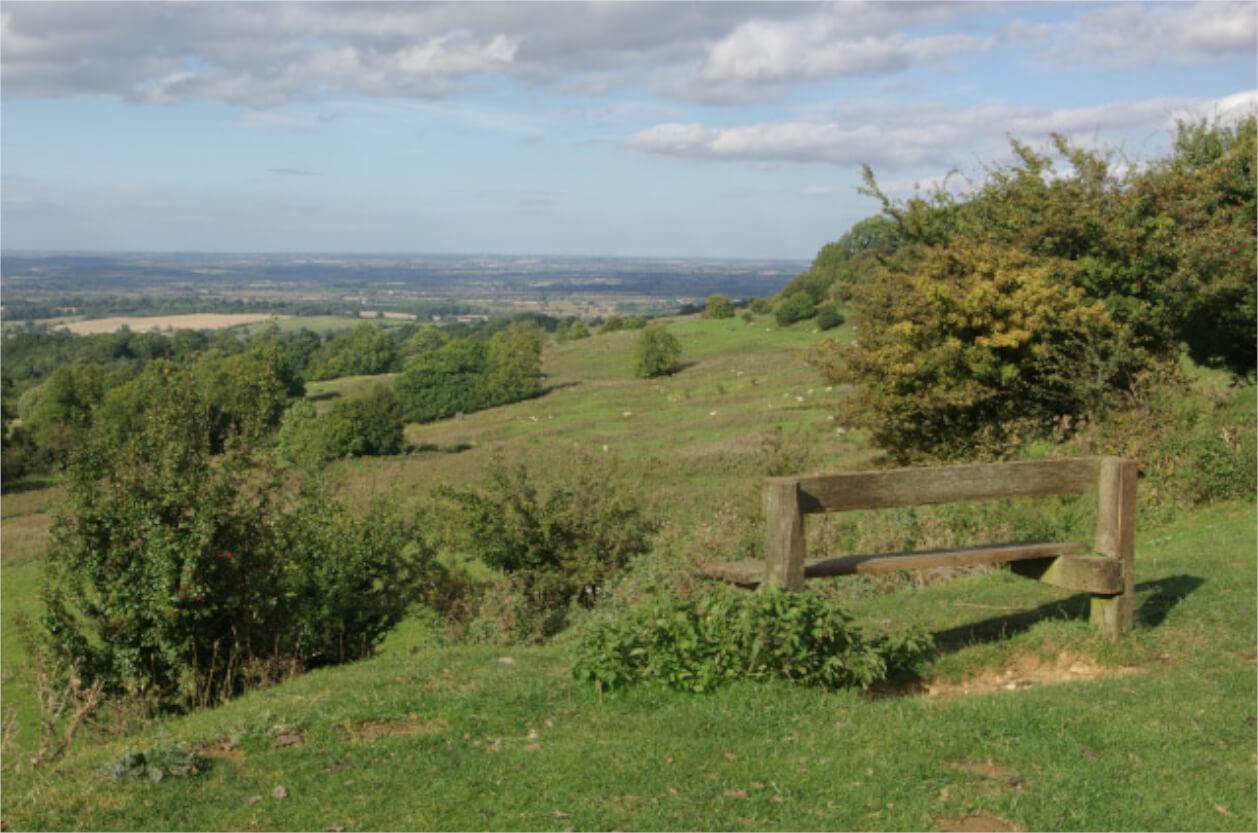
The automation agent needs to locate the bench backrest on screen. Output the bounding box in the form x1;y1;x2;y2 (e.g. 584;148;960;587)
762;455;1138;635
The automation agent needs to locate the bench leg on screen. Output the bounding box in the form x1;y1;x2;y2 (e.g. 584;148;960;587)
762;480;806;591
1092;458;1138;638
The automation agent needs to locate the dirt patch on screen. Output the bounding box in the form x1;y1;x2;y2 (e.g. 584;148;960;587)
57;314;288;335
950;761;1020;781
198;738;244;760
934;813;1023;832
926;652;1142;697
342;715;447;741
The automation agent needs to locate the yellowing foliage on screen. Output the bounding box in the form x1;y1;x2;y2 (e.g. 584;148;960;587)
812;243;1133;462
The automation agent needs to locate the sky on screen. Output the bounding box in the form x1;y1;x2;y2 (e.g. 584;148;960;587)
2;1;1255;259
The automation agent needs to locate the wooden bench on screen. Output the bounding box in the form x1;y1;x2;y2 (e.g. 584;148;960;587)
703;456;1137;638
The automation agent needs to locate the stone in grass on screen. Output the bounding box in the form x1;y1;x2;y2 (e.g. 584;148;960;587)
272;785;289;800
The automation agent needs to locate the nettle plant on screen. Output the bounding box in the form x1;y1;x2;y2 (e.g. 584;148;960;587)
572;587;934;693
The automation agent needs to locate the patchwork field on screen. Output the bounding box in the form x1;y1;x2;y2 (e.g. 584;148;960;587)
55;313;290;335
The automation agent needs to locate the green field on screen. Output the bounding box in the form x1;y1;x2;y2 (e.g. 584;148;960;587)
1;316;1254;831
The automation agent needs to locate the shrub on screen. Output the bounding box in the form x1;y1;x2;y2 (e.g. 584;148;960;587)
394;338;491;423
622;315;649;330
813;243;1150;462
774;291;816;327
320;385;404;459
815;303;844;331
749;297;774;314
41;372;429;710
572;588;933;693
705;294;735;319
439;456;655;640
556;318;591;343
632;325;682;378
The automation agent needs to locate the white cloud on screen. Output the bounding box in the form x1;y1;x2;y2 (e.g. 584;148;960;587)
1037;1;1257;69
626;91;1258;170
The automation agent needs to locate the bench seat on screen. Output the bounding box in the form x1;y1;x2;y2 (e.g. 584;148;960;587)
703;539;1123;594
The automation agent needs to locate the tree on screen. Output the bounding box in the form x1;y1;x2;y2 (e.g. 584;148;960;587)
487;322;544;403
810;214;902;302
310;322;399;380
401;326;449;358
632;325;682;378
705;294;735;319
23;364;105;463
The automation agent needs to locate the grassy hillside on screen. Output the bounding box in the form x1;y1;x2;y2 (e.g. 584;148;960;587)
2;315;1254;831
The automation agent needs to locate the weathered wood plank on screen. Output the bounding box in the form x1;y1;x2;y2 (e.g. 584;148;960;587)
702;541;1089;587
803;541;1088;577
782;457;1103;514
761;479;805;591
1090;457;1138;638
1010;555;1123;594
701;559;766;586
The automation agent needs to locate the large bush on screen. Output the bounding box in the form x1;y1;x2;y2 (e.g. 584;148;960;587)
394;326;542;424
705;294;735;319
320;385;405;459
572;588;933;693
774;291;816;327
815;243;1140;462
41;370;429;709
810;118;1255;462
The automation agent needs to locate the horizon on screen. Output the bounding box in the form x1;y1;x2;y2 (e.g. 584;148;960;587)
3;1;1255;259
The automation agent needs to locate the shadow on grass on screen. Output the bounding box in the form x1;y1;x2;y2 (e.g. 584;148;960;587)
306;391;341;402
931;574;1206;651
866;575;1205;699
1;476;59;495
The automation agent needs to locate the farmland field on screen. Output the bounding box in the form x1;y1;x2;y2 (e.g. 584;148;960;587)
54;313;290;335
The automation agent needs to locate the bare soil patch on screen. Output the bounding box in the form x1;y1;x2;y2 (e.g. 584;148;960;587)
342;715;447;742
58;314;288;335
925;652;1142;697
934;813;1023;832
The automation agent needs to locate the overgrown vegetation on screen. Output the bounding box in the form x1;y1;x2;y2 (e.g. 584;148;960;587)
573;587;933;693
438;456;656;641
809;117;1256;464
39;368;429;710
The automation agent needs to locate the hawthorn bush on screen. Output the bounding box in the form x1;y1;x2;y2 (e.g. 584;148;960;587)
41;370;429;710
813;243;1142;462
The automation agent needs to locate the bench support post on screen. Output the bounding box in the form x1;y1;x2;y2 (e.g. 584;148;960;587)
1091;457;1138;639
762;479;806;591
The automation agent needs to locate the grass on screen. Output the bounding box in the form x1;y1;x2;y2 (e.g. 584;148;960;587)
1;314;1254;831
2;503;1253;831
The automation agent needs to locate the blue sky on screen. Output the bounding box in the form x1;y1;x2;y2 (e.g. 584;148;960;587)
2;1;1254;259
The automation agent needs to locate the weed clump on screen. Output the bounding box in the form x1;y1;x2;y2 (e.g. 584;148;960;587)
572;587;933;693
